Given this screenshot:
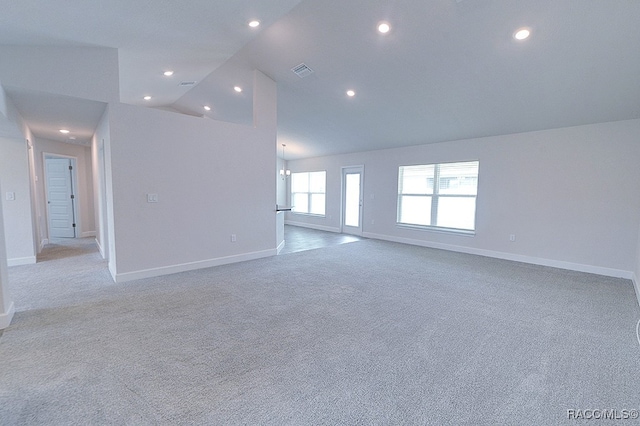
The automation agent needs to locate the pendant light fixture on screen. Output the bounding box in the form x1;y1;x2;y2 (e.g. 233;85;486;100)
280;144;291;179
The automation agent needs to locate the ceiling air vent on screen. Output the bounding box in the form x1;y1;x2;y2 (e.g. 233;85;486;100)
291;63;314;78
179;81;196;87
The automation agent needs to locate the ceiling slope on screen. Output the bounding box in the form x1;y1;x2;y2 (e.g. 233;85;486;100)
1;1;639;159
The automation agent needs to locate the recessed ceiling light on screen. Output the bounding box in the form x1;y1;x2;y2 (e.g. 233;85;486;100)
204;105;211;111
59;129;70;134
248;20;260;28
378;22;391;34
346;90;356;97
143;95;152;101
163;70;174;76
514;28;531;40
234;86;243;93
69;136;76;140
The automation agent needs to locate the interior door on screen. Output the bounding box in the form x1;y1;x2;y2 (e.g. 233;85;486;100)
46;157;76;238
342;166;364;236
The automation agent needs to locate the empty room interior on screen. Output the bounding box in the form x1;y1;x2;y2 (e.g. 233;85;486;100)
1;1;640;424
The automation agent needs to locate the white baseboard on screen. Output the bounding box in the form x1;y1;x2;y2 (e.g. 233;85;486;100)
95;238;106;260
108;261;117;283
0;301;15;329
277;240;285;255
285;221;341;233
7;256;37;267
112;249;277;283
632;273;640;310
81;231;96;238
363;232;634;280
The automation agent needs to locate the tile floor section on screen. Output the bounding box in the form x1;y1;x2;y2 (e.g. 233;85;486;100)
279;225;363;255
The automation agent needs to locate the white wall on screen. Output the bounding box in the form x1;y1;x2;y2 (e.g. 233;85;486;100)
0;83;25;140
288;119;640;277
0;137;36;265
0;84;38;263
104;71;277;282
32;138;95;244
0;180;15;329
92;110;111;259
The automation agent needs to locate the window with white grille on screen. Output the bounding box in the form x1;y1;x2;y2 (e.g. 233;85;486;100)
397;161;479;231
291;171;326;216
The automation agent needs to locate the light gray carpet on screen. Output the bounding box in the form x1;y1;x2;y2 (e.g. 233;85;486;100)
1;237;639;425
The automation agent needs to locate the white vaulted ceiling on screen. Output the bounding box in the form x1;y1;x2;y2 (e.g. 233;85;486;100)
1;0;640;158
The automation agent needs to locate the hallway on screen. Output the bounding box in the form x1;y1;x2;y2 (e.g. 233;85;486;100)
7;238;111;312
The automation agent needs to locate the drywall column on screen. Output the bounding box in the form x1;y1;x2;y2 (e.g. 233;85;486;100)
0;180;16;329
104;70;277;282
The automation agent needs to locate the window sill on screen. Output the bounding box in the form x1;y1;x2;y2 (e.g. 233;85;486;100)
396;223;475;237
290;212;326;218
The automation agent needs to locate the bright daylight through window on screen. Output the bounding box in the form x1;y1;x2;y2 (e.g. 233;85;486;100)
291;171;326;216
397;161;479;231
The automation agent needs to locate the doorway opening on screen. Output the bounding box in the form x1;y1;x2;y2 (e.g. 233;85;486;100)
341;166;364;236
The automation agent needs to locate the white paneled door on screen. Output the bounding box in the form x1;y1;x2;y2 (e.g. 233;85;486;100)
341;166;364;236
46;157;76;238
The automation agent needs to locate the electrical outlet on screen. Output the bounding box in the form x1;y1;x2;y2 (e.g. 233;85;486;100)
147;193;158;203
6;192;15;201
509;234;516;242
231;234;237;242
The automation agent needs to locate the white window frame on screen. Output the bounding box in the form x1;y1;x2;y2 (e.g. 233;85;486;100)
397;160;479;234
291;170;327;216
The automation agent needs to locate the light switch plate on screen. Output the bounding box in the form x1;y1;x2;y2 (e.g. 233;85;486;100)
6;192;15;201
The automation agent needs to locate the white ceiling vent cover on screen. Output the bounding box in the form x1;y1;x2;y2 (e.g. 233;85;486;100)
291;63;314;78
179;81;197;87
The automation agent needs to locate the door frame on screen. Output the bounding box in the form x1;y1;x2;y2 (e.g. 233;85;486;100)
340;165;364;236
43;153;80;239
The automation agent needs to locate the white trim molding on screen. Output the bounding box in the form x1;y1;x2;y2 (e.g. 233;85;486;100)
111;249;277;283
81;231;97;238
95;238;106;260
277;240;286;255
7;256;36;267
0;301;15;329
363;232;634;280
108;261;117;283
